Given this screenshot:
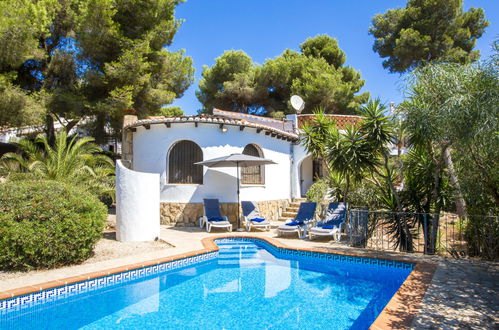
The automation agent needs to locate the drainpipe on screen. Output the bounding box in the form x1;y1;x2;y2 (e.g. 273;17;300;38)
286;114;299;201
290;142;295;200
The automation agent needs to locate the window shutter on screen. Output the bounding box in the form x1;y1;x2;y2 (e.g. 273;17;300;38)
168;140;203;184
241;144;264;184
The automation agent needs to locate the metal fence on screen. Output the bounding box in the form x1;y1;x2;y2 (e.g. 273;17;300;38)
348;209;499;260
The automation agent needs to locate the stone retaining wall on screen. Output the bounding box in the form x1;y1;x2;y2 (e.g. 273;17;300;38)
160;199;290;227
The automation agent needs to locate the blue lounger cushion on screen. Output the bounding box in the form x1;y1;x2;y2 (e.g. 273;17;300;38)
321;219;343;229
208;217;226;222
294;202;317;222
286;221;304;226
204;199;223;218
324;202;347;223
250;218;266;222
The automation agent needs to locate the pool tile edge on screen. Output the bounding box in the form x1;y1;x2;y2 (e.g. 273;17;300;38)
0;234;436;329
370;262;437;330
0;249;219;310
209;235;437;330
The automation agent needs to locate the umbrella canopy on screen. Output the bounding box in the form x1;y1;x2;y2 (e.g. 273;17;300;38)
195;153;276;230
195;153;276;167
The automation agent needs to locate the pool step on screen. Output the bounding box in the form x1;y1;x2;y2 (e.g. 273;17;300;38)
217;242;256;247
218;255;258;261
218;258;265;266
218;249;259;255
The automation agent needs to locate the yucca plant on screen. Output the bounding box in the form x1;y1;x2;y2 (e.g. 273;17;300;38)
0;131;115;201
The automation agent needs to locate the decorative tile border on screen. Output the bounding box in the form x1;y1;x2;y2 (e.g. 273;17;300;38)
0;251;217;315
206;235;437;329
0;234;436;329
215;237;414;269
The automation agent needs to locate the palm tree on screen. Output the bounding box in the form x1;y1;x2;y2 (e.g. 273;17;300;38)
0;131;115;199
359;99;418;252
301;109;376;205
300;109;337;163
359;99;402;211
327;124;377;204
301;102;415;251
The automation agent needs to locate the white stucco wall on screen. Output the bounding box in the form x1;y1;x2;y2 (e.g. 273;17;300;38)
116;160;160;241
131;123;294;203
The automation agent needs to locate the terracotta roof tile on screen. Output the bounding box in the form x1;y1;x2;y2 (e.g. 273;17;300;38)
297;114;363;129
124;115;299;141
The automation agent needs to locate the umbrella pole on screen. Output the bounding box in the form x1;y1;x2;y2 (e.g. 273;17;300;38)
236;162;241;230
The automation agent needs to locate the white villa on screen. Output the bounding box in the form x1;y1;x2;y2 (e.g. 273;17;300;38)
116;108;361;241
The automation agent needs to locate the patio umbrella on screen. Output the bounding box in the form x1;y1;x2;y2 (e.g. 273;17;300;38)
195;153;276;230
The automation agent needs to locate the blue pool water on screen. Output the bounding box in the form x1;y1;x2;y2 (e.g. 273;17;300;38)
0;239;412;329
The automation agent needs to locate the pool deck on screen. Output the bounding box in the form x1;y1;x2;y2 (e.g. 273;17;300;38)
1;224;498;329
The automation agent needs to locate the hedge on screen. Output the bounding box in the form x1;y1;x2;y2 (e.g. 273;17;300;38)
0;180;107;270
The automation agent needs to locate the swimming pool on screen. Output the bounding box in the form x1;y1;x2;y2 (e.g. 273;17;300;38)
0;237;413;329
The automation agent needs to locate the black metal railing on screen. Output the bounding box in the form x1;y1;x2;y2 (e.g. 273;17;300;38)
348;209;499;260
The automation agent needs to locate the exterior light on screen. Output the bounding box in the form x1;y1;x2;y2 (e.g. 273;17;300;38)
220;124;228;133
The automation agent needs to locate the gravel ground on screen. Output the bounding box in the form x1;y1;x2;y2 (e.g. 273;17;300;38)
0;214;173;283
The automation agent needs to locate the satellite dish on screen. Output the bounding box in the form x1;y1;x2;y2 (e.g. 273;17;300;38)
290;95;305;114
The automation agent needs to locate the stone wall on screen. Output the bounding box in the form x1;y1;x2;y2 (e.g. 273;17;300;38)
121;115;137;169
160;199;290;227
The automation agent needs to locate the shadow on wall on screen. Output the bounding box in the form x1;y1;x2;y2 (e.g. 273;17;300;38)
160;169;240;227
160;169;289;227
298;155;313;197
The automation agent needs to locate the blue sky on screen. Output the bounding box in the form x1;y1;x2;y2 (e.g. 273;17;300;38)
169;0;499;115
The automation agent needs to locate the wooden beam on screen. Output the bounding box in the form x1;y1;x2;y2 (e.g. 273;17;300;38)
195;122;198;127
144;124;150;130
165;122;171;128
130;127;137;132
256;128;262;133
219;123;224;129
239;125;245;131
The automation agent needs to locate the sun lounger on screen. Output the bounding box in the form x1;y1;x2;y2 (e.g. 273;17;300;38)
309;202;347;241
277;202;317;238
200;198;233;232
241;201;271;231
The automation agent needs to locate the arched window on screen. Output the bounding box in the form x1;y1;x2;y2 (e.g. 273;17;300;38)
241;144;264;185
168;140;203;184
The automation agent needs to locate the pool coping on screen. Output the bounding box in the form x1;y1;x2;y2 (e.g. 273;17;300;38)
0;234;436;329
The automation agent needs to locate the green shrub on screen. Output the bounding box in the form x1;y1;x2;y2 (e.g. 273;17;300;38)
271;111;286;120
306;179;329;204
0;180;107;270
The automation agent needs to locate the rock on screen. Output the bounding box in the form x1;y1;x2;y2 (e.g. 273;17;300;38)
159;199;290;227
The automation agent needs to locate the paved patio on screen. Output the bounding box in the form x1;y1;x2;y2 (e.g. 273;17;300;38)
1;223;497;329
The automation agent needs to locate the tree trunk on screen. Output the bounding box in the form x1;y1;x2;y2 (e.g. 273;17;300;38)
344;175;350;227
343;175;350;206
382;152;403;212
443;147;467;217
428;146;444;255
64;119;80;135
45;114;56;146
